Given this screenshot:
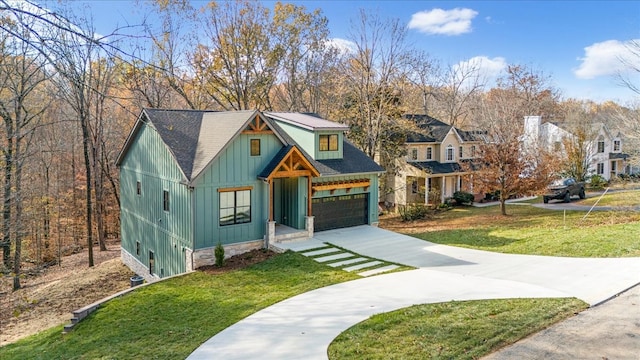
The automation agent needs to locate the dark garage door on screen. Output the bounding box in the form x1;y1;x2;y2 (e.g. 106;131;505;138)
312;193;368;232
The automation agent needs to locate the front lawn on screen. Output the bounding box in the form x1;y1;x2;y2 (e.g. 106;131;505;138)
381;204;640;257
0;251;359;360
579;190;640;207
328;297;587;360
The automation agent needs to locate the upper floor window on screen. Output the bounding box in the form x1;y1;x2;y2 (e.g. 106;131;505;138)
459;146;463;159
470;145;476;157
613;140;621;152
554;141;562;152
319;134;338;151
219;188;251;226
136;181;141;196
597;136;605;153
250;139;261;156
163;190;169;212
410;148;418;161
426;147;433;160
446;145;454;162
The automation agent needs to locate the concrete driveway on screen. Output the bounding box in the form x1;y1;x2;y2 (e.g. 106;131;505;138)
187;226;640;360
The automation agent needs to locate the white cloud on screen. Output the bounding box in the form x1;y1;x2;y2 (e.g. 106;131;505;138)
574;39;640;79
325;38;357;54
408;8;478;36
455;56;507;78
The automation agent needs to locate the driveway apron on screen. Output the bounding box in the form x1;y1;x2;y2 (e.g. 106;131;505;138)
187;225;640;360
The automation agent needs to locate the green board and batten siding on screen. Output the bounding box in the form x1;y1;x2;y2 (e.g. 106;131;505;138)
119;121;191;277
192;133;283;248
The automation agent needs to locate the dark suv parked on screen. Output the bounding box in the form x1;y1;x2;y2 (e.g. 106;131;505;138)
543;178;586;203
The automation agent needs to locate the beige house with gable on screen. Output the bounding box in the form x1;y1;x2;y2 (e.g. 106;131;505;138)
385;114;484;207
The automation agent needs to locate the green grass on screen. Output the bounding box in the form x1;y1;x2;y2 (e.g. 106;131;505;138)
0;251;359;360
409;204;640;257
328;298;587;360
579;190;640;207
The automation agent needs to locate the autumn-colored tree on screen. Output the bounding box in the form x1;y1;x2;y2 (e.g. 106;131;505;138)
468;96;560;215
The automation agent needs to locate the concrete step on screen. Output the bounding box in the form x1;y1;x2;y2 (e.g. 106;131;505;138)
274;231;309;243
71;317;80;324
301;248;340;257
327;257;368;267
314;252;354;263
358;265;400;277
343;260;382;272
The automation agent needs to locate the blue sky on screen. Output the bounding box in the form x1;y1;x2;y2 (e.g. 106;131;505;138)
58;1;640;104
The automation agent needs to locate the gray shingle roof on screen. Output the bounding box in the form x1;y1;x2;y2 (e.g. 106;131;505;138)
120;109;382;183
265;116;383;177
133;109;259;181
409;161;462;175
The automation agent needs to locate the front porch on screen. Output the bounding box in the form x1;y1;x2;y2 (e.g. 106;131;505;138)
406;174;470;205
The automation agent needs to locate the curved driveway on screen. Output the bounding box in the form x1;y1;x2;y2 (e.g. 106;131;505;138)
187;226;640;360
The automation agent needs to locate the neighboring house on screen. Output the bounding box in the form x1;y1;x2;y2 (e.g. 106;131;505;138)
523;116;629;181
116;109;383;280
385;114;484;207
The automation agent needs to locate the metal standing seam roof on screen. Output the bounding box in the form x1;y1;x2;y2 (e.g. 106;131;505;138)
265;112;350;131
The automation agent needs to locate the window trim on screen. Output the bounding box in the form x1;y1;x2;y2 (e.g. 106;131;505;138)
470;145;476;157
459;146;463;159
410;148;418;161
597;136;605;153
446;145;454;162
136;181;141;196
250;138;261;156
218;187;252;226
426;146;433;160
613;139;620;152
319;134;339;151
597;162;604;175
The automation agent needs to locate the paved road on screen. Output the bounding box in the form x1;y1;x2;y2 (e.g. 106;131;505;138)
484;284;640;360
187;226;640;360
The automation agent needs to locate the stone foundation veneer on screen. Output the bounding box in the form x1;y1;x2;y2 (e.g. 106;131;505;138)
192;239;264;269
121;248;160;283
305;216;314;238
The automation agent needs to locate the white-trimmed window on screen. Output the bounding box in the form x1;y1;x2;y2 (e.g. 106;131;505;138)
597;163;604;175
613;139;621;152
597;136;605;153
426;147;433;160
219;187;252;226
470;145;476;157
446;145;454;162
410;148;418;161
459;146;463;159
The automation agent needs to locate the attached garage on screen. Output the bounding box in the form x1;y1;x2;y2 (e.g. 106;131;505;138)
312;193;369;232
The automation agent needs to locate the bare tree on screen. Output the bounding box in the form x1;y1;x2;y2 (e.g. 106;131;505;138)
617;39;640;96
339;10;410;159
405;50;440;115
435;60;485;127
0;14;49;288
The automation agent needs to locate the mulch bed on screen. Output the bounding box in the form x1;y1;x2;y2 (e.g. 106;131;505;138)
198;249;278;275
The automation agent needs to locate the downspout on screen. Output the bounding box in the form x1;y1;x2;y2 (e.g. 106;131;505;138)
189;185;195;272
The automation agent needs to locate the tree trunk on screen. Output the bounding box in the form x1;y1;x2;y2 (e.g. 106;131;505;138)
80;115;94;267
12;138;23;291
2;143;12;268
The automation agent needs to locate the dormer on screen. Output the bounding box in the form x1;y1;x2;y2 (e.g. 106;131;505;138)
265;112;349;160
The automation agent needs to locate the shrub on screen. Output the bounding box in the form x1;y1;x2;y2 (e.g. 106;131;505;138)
589;174;608;189
214;241;225;267
398;204;430;221
453;191;474;205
